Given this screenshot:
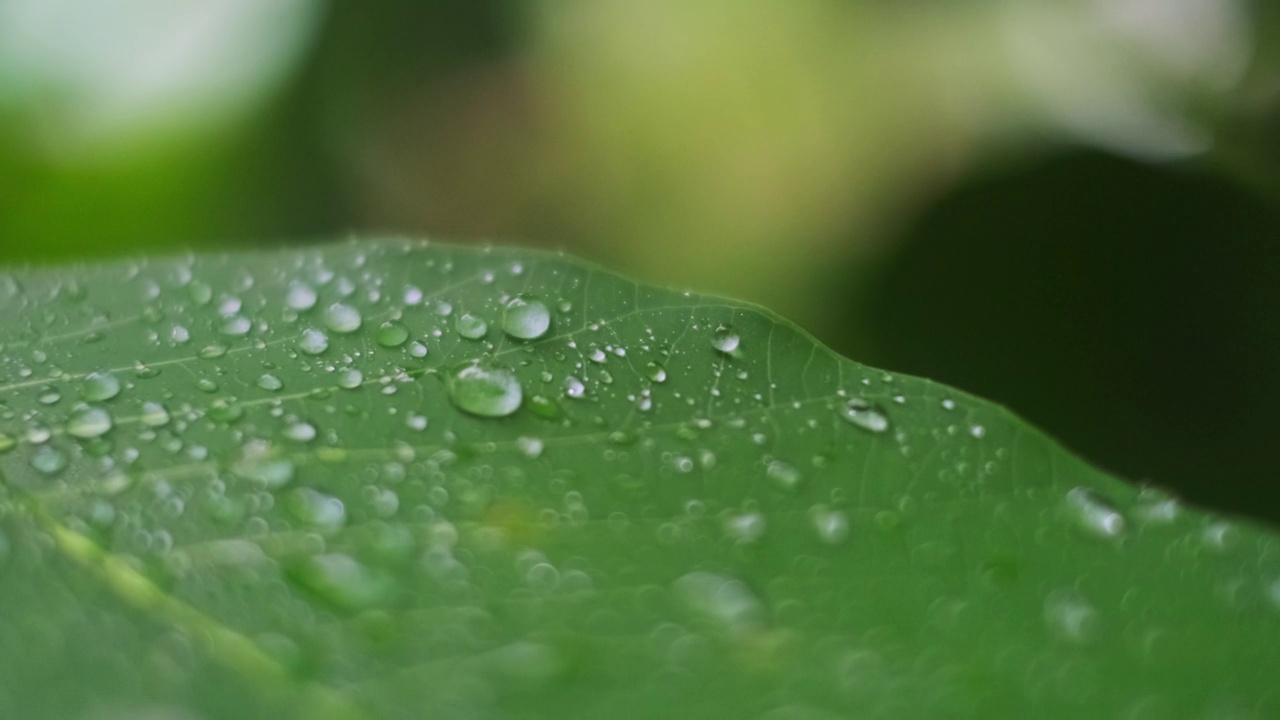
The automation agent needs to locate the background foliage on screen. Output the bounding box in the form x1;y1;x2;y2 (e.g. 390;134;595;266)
1;0;1278;522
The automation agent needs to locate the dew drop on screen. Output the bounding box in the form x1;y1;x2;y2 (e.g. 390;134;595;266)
219;315;252;337
283;421;317;443
0;433;15;453
336;368;363;389
517;436;544;459
674;571;765;635
286;281;318;311
31;445;67;475
710;325;740;355
455;313;488;339
140;401;171;427
1065;487;1125;539
376;321;409;348
448;362;523;417
645;362;667;383
298;328;329;355
564;376;585;399
724;512;766;543
288;488;346;530
323;303;362;334
840;398;889;433
501;295;551;340
810;505;850;545
66;406;113;439
256;374;284;391
1044;588;1097;644
81;371;121;402
766;460;802;491
288;553;392;611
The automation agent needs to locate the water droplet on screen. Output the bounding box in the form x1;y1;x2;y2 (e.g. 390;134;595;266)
1044;588;1097;644
66;406;113;439
140;401;170;427
1065;487;1125;539
564;375;585;399
299;328;329;355
31;445;67;475
674;571;765;635
288;487;346;530
724;511;766;542
517;436;544;459
1132;487;1180;525
189;281;213;306
208;398;244;424
256;374;284;391
286;281;317;311
282;421;317;443
336;368;363;389
840;398;889;433
526;394;562;419
288;553;392;611
376;321;409;348
455;313;488;339
236;454;295;489
710;325;740;355
81;371;121;401
0;433;15;453
501;295;551;340
766;460;802;491
197;378;220;393
219;315;252;337
448;362;523;417
323;303;362;334
199;344;227;360
810;506;850;545
645;362;667;383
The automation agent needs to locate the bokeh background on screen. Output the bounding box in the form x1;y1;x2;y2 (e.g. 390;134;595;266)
1;0;1278;524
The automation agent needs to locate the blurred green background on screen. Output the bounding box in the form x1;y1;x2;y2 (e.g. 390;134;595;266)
1;0;1278;524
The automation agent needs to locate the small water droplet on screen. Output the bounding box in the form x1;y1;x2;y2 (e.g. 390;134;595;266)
31;445;67;474
288;553;392;611
140;401;170;427
810;505;850;545
256;374;284;391
517;436;544;458
1044;588;1097;644
1065;487;1125;539
840;398;889;433
282;421;317;443
502;295;551;340
336;368;363;389
286;281;318;311
323;303;362;334
299;328;329;355
724;511;766;542
710;325;740;355
564;376;585;399
219;315;252;337
455;313;488;339
81;371;121;401
645;362;667;383
288;487;346;530
66;406;113;439
674;571;765;635
766;460;802;491
448;362;523;417
376;321;409;348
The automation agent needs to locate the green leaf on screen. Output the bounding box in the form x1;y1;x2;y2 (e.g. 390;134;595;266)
0;239;1276;719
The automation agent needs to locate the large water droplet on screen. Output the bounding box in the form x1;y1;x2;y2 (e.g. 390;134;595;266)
336;368;363;390
323;303;362;334
140;401;170;427
66;406;113;439
840;398;889;433
710;325;740;355
448;362;523;417
766;460;802;491
219;315;252;337
282;421;317;443
564;376;585;399
299;328;329;355
645;362;667;383
376;321;409;348
501;295;551;340
81;371;121;401
724;511;766;542
256;374;284;391
1065;487;1125;539
455;312;488;339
